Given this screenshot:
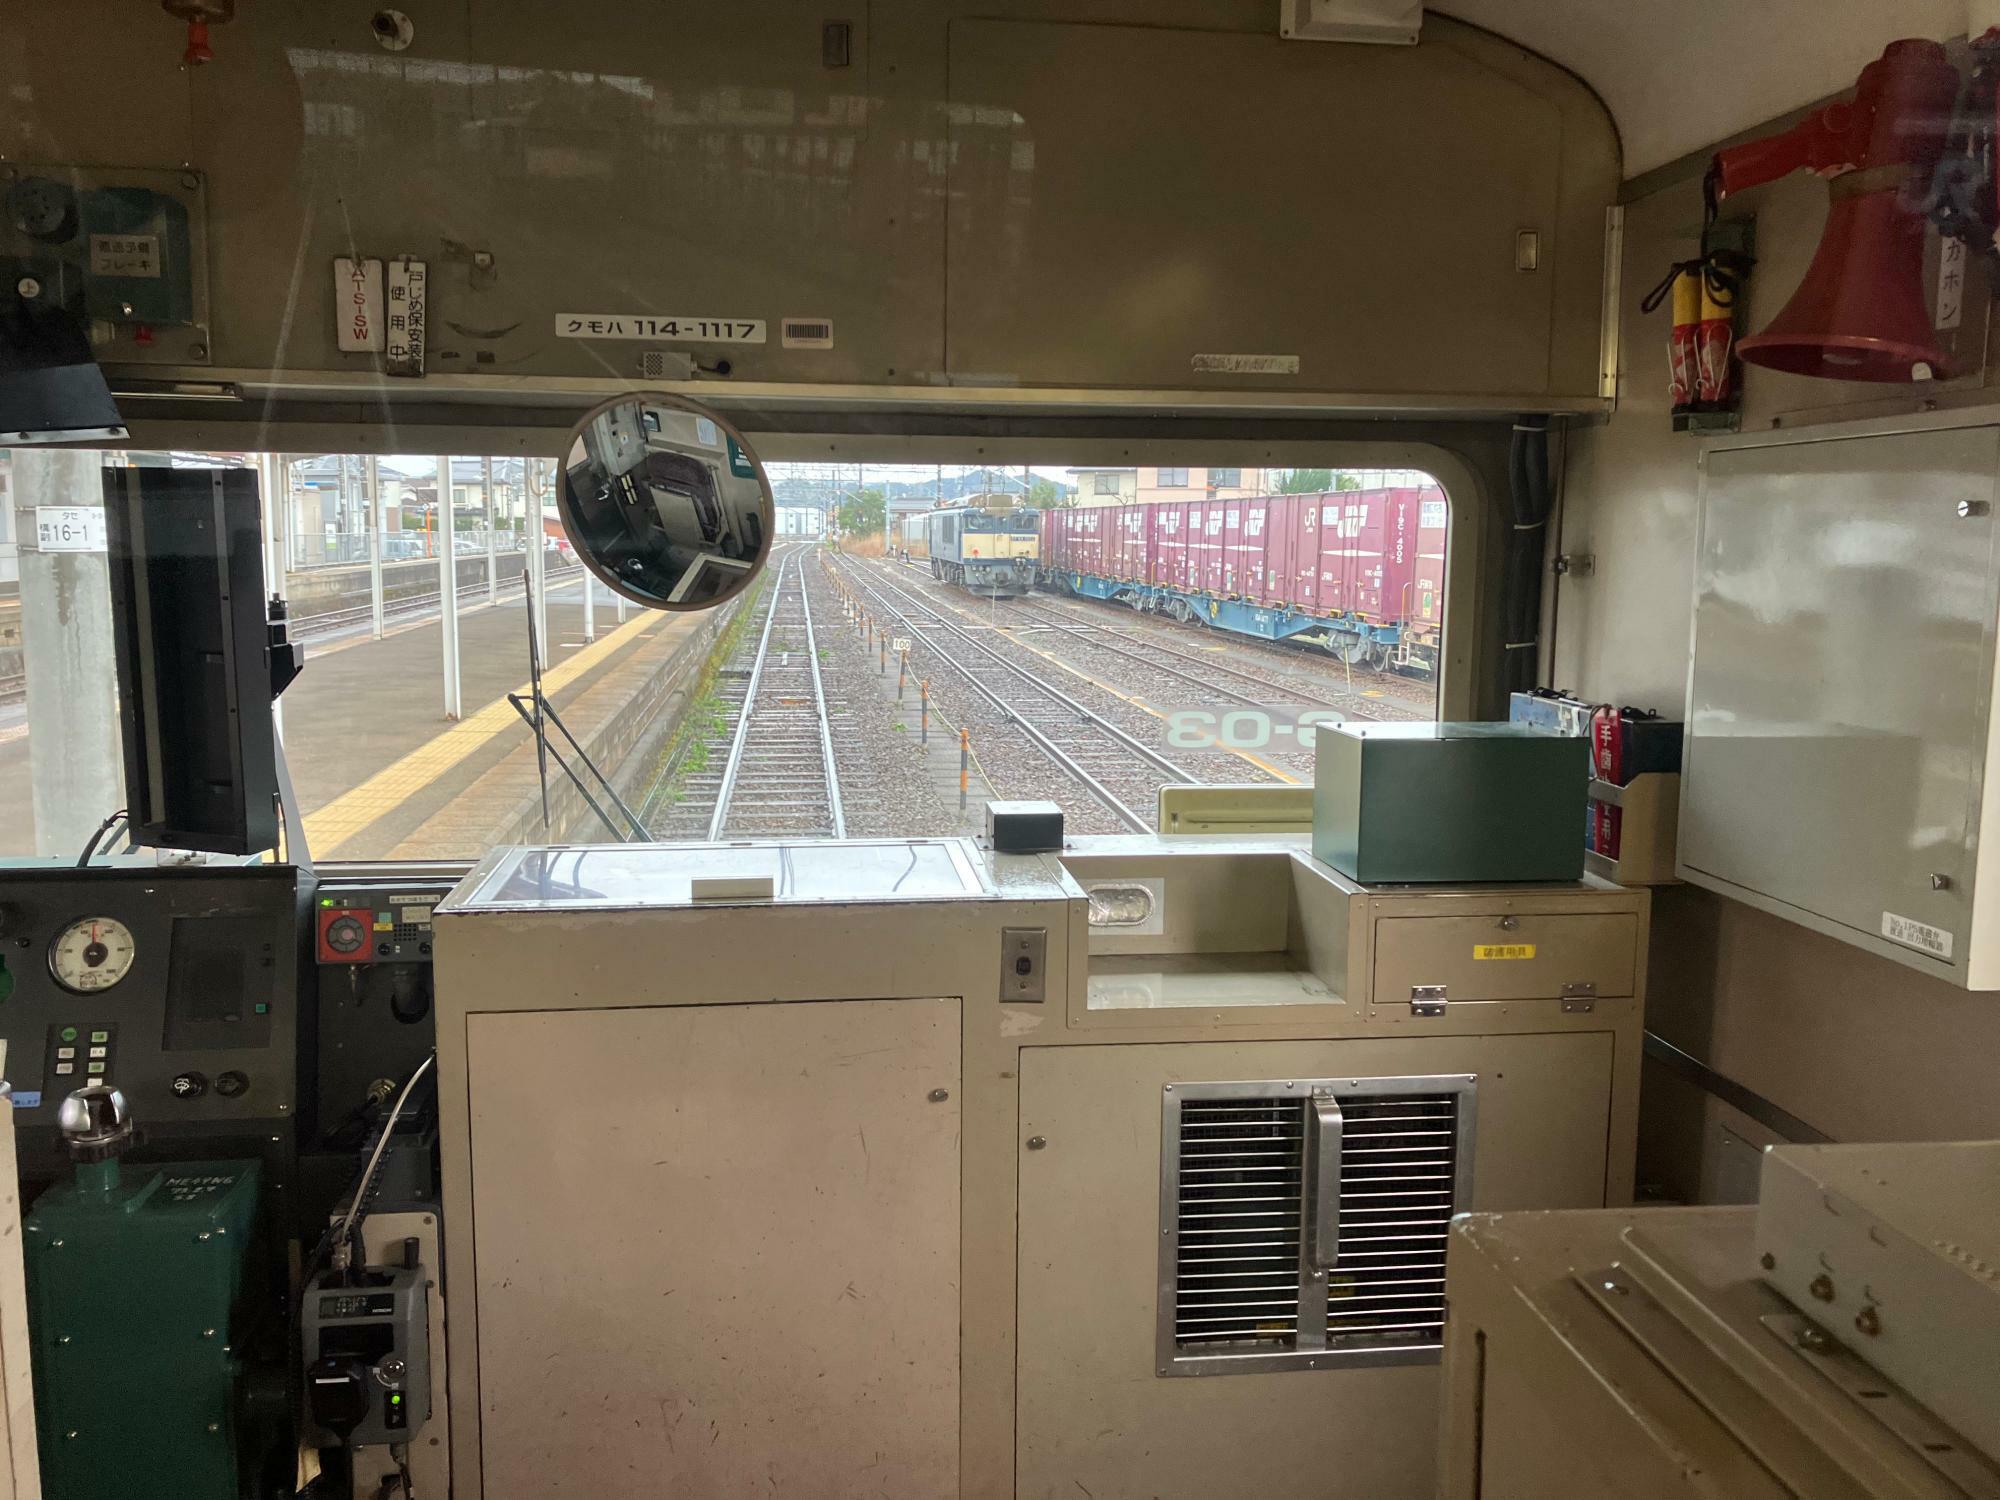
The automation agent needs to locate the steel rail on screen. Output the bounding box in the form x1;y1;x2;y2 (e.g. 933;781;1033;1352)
836;559;1167;833
796;551;847;840
706;552;790;840
860;569;1199;786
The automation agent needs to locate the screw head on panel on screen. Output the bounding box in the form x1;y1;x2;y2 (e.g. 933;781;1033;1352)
927;1088;949;1103
1809;1273;1835;1302
1026;1136;1046;1151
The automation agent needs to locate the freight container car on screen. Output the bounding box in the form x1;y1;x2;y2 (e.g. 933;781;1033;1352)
928;502;1042;598
1040;486;1446;672
897;510;931;561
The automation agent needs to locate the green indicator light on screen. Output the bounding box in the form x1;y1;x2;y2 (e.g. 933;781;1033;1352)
320;898;334;907
389;1393;402;1405
59;1026;78;1042
254;1002;269;1015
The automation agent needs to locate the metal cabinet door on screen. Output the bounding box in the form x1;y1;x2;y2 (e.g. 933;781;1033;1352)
466;998;961;1499
1685;426;2000;971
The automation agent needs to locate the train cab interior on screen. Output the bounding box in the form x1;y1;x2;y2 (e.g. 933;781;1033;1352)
0;2;1998;1497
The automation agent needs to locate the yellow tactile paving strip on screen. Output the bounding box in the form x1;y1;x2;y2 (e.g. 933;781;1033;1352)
303;611;664;856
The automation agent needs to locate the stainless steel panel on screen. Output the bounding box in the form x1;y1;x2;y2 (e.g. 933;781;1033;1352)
1684;428;2000;970
1372;912;1639;1004
946;20;1569;396
465;998;961;1498
1019;1035;1611;1498
4;3;1616;410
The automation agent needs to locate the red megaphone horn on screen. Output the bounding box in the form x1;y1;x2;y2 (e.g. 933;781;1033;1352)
1713;39;1960;383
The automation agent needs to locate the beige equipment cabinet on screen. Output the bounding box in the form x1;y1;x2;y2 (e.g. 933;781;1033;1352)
434;834;1649;1499
1438;1144;2000;1500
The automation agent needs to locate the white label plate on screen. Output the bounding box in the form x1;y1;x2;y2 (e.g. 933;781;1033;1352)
1191;353;1300;375
555;314;766;344
1881;910;1954;960
334;257;385;352
89;234;161;278
35;506;107;553
384;257;428;377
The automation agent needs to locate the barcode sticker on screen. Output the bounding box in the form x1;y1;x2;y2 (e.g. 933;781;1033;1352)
782;318;835;349
1881;911;1953;960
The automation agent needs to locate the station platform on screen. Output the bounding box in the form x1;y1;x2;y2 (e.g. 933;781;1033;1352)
292;582;715;859
0;581;720;860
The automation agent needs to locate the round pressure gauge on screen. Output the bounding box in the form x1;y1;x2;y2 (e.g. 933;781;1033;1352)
48;917;137;994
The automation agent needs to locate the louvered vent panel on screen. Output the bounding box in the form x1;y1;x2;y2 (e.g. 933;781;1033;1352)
1161;1077;1474;1376
1172;1094;1304;1350
1325;1092;1459;1350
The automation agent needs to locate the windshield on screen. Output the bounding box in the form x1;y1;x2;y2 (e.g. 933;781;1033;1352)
0;453;1445;858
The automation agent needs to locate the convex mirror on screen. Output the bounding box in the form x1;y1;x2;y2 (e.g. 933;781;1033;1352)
557;391;774;610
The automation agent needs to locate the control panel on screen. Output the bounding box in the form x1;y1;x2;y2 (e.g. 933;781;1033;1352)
302;1264;431;1447
308;878;444;1161
317;887;439;965
0;865;310;1175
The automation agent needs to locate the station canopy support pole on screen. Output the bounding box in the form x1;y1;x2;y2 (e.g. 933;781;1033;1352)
437;454;462;720
485;455;498;605
14;447;123;856
368;455;384;639
527;458;549;671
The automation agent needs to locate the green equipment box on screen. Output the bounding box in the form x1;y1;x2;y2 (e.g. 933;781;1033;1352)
23;1159;263;1500
1313;721;1587;884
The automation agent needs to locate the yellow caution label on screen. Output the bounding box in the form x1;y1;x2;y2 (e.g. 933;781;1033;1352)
1473;943;1536;960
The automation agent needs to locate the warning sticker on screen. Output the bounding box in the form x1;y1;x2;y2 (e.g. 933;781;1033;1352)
90;233;161;278
1473;943;1537;960
1191;353;1300;375
1881;911;1953;960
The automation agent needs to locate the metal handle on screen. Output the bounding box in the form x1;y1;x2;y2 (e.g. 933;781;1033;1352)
1306;1092;1343;1272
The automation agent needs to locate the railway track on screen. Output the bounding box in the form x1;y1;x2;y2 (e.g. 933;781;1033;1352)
892;553;1432;718
653;550;846;840
835;555;1208;835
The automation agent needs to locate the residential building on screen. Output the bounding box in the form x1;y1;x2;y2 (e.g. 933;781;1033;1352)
1067;466;1138;507
1134;466;1275;505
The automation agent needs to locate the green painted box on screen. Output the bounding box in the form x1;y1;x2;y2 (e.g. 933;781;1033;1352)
1312;721;1587;883
23;1159;262;1500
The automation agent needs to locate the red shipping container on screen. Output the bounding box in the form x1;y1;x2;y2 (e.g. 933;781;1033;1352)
1412;487;1447;637
1122;503;1150;579
1195;502;1223;594
1216;506;1232;600
1242;498;1275;603
1147;503;1173;587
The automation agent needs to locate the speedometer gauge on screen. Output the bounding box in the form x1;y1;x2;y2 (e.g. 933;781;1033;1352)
49;917;137;994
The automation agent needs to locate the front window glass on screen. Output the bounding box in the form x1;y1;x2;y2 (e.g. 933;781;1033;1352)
0;451;1445;858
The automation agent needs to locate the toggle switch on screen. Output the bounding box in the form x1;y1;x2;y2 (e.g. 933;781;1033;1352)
1001;928;1048;1004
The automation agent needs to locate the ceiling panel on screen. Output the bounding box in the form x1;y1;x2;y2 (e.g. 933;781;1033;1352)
1440;0;1969;176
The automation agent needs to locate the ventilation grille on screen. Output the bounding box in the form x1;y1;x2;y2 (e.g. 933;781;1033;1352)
1159;1076;1475;1376
638;350;694;380
1325;1092;1459;1347
1173;1095;1304;1348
